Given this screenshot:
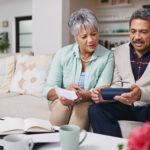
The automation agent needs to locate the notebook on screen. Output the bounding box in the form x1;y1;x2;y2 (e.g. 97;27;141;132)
0;117;57;135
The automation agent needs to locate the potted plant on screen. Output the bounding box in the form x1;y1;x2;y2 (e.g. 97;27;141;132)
0;40;10;53
0;32;10;53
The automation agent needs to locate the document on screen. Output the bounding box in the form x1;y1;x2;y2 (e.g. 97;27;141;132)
27;132;60;143
55;86;77;100
0;117;56;135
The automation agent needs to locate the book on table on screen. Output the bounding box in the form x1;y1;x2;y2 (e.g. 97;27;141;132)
0;117;56;135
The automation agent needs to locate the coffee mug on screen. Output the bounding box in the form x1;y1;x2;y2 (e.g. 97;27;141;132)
60;125;87;150
3;134;34;150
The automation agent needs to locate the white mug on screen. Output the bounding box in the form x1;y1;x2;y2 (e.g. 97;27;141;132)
3;134;34;150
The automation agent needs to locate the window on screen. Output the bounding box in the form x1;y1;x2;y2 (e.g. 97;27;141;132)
15;16;32;52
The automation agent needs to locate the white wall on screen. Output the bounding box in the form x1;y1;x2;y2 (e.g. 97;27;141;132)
32;0;64;55
62;0;70;47
32;0;98;55
0;0;32;53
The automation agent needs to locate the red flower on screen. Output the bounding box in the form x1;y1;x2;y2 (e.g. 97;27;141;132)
127;122;150;150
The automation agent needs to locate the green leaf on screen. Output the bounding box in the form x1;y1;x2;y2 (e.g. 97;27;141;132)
0;40;10;52
118;144;124;150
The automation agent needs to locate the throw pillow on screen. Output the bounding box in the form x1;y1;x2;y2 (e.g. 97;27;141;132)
9;54;55;97
0;51;33;58
0;56;15;93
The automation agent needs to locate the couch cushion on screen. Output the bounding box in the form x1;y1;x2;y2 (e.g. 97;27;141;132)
9;54;54;97
0;92;20;99
118;120;144;138
0;94;49;120
0;56;15;93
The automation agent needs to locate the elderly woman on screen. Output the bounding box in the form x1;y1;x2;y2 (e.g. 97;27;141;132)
43;8;114;130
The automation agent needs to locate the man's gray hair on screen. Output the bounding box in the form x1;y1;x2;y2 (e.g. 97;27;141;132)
129;8;150;26
68;8;98;36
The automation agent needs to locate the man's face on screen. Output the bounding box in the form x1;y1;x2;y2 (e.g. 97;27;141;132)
130;18;150;55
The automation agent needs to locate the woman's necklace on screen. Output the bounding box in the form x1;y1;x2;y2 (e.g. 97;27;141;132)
80;56;91;63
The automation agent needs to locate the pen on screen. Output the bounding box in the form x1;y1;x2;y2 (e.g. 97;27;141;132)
0;118;4;120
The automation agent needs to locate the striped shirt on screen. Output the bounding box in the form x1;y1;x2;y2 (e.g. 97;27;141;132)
78;72;85;89
130;44;150;81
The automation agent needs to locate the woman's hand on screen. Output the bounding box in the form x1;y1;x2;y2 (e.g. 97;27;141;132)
66;84;83;92
67;84;84;100
59;96;76;106
114;84;141;104
59;84;84;106
91;86;110;103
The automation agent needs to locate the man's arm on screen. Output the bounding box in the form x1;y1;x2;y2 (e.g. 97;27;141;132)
137;82;150;104
111;49;123;88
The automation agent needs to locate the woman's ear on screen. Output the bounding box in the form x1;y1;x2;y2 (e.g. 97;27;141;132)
74;36;78;43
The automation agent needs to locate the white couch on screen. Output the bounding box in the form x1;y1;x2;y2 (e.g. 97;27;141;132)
0;52;143;138
0;52;49;120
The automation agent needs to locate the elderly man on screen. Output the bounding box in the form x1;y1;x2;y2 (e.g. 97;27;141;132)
89;8;150;137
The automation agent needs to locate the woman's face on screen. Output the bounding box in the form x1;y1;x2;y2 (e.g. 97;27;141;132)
75;26;99;54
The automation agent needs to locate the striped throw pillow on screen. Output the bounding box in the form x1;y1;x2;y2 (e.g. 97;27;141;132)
0;56;15;93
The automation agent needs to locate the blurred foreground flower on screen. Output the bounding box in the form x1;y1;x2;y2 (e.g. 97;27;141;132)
127;122;150;150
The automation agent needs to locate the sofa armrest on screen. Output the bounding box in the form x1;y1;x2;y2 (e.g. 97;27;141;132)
118;120;144;138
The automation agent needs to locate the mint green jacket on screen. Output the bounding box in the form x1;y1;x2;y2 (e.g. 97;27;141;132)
43;43;114;100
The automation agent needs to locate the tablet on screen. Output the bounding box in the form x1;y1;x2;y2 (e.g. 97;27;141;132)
101;88;131;100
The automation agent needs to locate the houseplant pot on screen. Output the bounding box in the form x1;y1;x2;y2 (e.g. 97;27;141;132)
0;40;10;53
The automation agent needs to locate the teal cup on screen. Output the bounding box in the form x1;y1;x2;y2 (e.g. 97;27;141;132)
60;125;87;150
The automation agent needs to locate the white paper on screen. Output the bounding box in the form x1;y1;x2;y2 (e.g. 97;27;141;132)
0;117;24;132
27;132;60;143
0;133;59;144
55;87;77;100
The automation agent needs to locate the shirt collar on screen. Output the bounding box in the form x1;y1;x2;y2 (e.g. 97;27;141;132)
73;42;105;60
73;42;80;58
129;43;150;58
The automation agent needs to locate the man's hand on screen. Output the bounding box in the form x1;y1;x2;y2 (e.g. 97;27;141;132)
114;84;141;104
91;86;110;103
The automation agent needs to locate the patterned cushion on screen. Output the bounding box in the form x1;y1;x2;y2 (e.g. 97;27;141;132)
9;54;55;97
0;56;15;93
0;51;33;58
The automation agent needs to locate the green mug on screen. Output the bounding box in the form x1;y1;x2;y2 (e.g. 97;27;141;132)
60;125;87;150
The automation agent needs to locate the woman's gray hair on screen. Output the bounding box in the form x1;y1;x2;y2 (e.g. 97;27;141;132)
129;8;150;26
68;8;99;36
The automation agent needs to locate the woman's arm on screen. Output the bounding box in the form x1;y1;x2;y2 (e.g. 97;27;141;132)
80;91;91;101
43;50;63;100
